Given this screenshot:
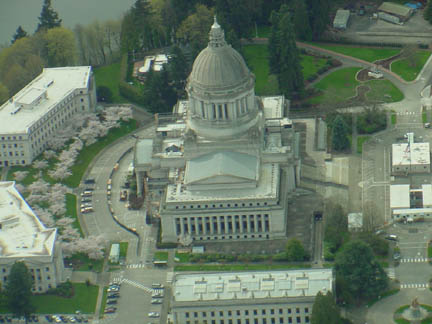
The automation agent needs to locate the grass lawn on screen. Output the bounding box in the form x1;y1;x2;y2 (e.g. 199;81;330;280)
308;43;400;62
301;54;328;80
65;253;104;272
391;50;431;81
64;119;137;188
154;251;169;261
94;63;127;103
391;114;397;125
119;242;128;259
308;67;361;105
242;45;279;95
174;263;311;272
99;287;108;318
423;112;428;123
65;193;83;237
428;242;432;259
357;136;371;154
6;165;39;185
174;252;191;263
365;79;404;103
32;283;98;314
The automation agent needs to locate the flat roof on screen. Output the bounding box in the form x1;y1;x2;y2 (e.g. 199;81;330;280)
0;182;56;259
378;2;413;17
0;67;91;134
135;139;154;165
262;96;284;119
390;184;410;209
422;184;432;206
334;9;350;26
392;142;430;167
173;269;333;303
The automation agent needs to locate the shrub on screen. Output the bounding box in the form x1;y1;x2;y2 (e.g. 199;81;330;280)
46;281;73;297
96;86;113;103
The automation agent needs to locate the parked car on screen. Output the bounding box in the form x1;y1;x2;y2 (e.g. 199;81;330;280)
107;286;119;292
148;312;160;318
104;307;117;314
151;298;162;304
45;315;53;323
120;190;128;201
81;198;92;203
84;178;95;184
393;252;401;260
81;207;93;214
107;293;120;299
385;234;398;241
152;283;163;288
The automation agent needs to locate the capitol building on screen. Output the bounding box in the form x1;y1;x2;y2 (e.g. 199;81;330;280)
134;19;301;243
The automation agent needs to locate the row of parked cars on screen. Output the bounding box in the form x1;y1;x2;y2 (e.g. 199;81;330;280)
104;283;121;314
46;315;88;323
80;178;95;214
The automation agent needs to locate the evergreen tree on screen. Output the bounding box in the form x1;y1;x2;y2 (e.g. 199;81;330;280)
291;0;312;41
332;115;350;151
335;240;389;304
5;262;35;322
285;238;309;261
306;0;330;40
36;0;62;32
275;5;304;98
132;0;155;50
167;46;188;93
11;26;28;44
425;0;432;23
268;10;281;74
311;291;342;324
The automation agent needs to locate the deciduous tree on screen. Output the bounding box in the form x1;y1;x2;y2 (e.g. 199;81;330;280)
425;0;432;23
5;262;35;321
311;291;342;324
0;83;9;105
285;238;309;261
335;240;388;303
332;115;350;151
44;27;77;67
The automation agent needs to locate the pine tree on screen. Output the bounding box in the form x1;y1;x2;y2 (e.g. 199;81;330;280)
311;292;342;324
425;0;432;23
306;0;330;40
5;262;35;321
291;0;312;41
332;115;350;151
168;46;188;93
132;0;154;50
268;10;281;74
36;0;62;32
11;26;28;44
276;6;304;98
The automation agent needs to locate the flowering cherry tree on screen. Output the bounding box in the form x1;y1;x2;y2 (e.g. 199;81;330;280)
33;160;49;169
13;171;28;181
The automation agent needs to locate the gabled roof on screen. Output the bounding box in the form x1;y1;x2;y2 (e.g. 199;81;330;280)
184;151;258;185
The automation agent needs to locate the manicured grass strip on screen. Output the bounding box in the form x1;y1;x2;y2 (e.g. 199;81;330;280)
175;252;191;263
391;51;431;81
99;287;108;318
6;165;39;185
308;43;400;62
119;242;128;259
94;63;127;103
357;136;371;154
174;263;311;272
365;79;404;103
309;67;361;105
64;119;137;188
66;193;83;237
154;251;169;261
242;45;279;96
395;305;409;314
301;54;328;80
32;283;98;314
423;112;428;123
391;114;397;125
66;253;104;273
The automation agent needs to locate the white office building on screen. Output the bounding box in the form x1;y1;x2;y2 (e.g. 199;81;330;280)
0;66;96;166
390;184;432;221
134;19;301;244
0;181;65;292
391;134;430;175
170;269;334;324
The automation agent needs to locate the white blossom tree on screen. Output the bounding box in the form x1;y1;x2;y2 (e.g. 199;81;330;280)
55;217;74;227
33;207;55;227
43;150;57;160
14;183;27;194
48;165;72;180
48;202;66;217
13;171;28;181
27;179;50;194
33;160;49;169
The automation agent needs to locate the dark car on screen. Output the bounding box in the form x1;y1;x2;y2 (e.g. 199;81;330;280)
84;178;95;184
107;293;120;299
5;317;11;323
45;315;53;323
107;299;118;305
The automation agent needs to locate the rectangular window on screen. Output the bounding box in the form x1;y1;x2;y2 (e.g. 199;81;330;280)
224;104;228;119
218;105;223;119
212;104;216;119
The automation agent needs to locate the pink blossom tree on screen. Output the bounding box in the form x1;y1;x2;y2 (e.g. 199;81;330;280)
13;171;28;181
33;160;49;169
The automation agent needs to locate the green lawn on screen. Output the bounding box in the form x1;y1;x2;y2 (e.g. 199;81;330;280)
309;67;361;105
242;45;279;95
65;193;83;237
357;136;371;154
32;283;98;314
364;79;404;103
423;112;428;123
119;242;128;259
94;63;127;103
65;253;104;272
6;165;39;185
301;54;328;80
174;263;311;272
64;119;137;188
154;251;169;261
391;51;431;81
391;114;397;125
175;252;191;263
308;43;400;62
99;287;108;318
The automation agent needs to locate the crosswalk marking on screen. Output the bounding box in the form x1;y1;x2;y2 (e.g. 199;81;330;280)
126;263;146;269
386;268;395;279
122;278;153;294
396;111;418;115
400;258;429;263
400;283;429;289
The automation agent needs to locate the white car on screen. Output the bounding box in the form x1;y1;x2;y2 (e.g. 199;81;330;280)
107;286;119;292
148;312;160;318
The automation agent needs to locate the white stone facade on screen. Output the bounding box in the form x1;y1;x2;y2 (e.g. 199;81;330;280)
0;66;96;166
0;182;65;293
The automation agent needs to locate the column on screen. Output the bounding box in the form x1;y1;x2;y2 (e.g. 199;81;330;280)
203;217;208;235
217;217;222;234
195;218;200;235
246;216;251;233
180;218;185;236
187;217;192;235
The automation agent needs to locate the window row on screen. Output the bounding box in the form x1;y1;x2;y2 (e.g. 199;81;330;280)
185;316;310;324
185;308;308;318
175;202;268;209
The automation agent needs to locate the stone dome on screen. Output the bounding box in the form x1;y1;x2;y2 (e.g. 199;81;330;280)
188;18;253;92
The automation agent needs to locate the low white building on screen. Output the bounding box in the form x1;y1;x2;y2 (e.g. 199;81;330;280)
333;9;350;29
0;181;65;293
391;140;430;175
348;212;363;232
0;66;96;166
171;269;334;324
390;184;432;221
